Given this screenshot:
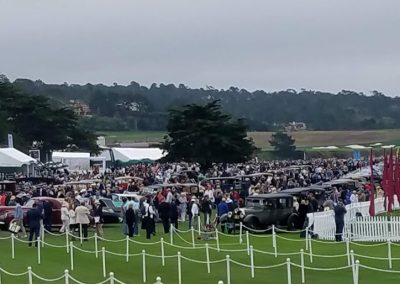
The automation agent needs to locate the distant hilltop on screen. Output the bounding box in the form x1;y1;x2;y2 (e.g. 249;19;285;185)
9;77;400;132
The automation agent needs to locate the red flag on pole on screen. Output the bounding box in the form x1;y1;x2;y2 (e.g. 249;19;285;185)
369;148;375;216
388;148;394;212
383;149;388;211
396;151;400;204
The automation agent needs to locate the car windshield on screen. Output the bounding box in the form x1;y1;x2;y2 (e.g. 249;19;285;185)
246;199;263;207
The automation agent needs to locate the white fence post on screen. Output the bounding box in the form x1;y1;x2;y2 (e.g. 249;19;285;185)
177;252;182;284
66;232;69;254
37;237;41;265
305;227;309;250
170;225;174;245
126;235;129;263
79;223;83;245
216;229;220;252
206;243;211;273
109;272;115;284
286;258;292;284
246;230;250;256
41;225;45;248
191;227;195;248
70;242;74;271
11;234;15;259
198;215;201;235
142;250;146;283
95;233;98;259
64;269;69;284
300;249;305;284
346;238;350;266
388;239;392;269
28;267;33;284
226;255;231;284
218;282;224;284
355;260;360;284
161;238;165;266
309;237;313;263
102;247;106;278
350;250;355;282
155;277;162;284
239;222;243;244
250;245;254;278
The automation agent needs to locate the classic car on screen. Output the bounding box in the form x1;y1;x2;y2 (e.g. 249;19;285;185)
0;197;62;230
221;193;297;231
283;186;327;208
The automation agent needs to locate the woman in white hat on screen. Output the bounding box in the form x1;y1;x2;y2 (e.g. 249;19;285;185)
60;202;70;233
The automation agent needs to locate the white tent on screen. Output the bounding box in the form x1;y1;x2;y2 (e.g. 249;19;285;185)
52;151;91;171
0;148;36;167
112;147;165;162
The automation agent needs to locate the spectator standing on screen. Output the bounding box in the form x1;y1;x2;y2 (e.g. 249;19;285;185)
60;202;70;233
94;200;104;237
334;201;347;242
75;202;90;241
27;203;42;247
14;202;27;238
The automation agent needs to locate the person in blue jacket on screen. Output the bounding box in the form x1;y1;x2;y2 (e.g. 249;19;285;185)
27;203;43;247
217;198;229;233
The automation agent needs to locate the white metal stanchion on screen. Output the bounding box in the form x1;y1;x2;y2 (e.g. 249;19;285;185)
388;239;392;269
206;243;211;274
346;238;350;266
239;222;243;244
109;272;115;284
64;269;69;284
41;225;45;248
250;245;254;278
102;247;106;278
66;232;69;254
300;249;305;284
226;255;231;284
161;238;165;266
350;250;355;282
216;229;220;252
197;215;201;235
286;258;292;284
70;242;74;271
79;223;83;245
305;227;309;251
142;250;146;283
246;231;250;256
177;252;182;284
37;237;41;265
170;225;174;245
95;233;99;259
308;237;313;263
126;235;129;263
11;234;15;259
28;267;33;284
191;227;195;248
354;260;360;284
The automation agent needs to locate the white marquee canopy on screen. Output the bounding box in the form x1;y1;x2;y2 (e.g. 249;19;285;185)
0;148;36;168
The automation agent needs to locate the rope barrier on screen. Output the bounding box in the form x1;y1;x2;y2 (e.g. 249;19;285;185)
0;267;29;277
291;263;352;271
31;271;65;282
241;225;273;233
359;264;400;273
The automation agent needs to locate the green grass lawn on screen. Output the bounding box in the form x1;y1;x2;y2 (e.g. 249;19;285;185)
0;223;399;284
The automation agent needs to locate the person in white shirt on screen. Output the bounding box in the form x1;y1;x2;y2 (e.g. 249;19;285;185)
190;198;200;229
142;198;155;239
60;202;70;233
350;191;358;204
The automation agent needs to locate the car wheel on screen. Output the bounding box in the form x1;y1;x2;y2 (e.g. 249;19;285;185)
245;218;260;233
287;214;298;231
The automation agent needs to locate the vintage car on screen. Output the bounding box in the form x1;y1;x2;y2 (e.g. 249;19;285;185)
283;186;327;209
98;198;123;223
0;197;62;230
221;193;297;231
321;178;362;191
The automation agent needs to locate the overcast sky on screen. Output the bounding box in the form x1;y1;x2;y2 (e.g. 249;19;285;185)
1;0;400;95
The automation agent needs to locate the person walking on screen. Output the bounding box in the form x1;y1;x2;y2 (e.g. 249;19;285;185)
201;196;212;225
14;202;27;238
27;203;42;247
94;200;104;237
334;200;347;242
43;200;53;232
158;200;170;233
69;204;77;239
217;198;229;233
60;202;70;233
189;197;199;230
169;198;179;230
142;198;155;239
75;201;90;241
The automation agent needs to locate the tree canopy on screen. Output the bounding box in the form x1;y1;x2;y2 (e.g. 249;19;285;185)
9;77;400;132
0;81;99;159
269;131;296;158
161;101;255;169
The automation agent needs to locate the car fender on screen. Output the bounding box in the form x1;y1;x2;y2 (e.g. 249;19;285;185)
243;214;258;224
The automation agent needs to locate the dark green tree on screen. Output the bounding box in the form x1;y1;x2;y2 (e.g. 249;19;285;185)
269;131;296;157
161;101;255;169
0;81;99;160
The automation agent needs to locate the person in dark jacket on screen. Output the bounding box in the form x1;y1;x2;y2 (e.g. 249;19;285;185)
201;196;212;225
43;200;53;232
169;199;179;230
27;203;43;247
334;200;347;242
125;203;135;237
94;200;104;237
158;200;170;233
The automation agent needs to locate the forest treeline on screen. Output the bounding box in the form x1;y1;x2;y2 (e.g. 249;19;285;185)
11;77;400;131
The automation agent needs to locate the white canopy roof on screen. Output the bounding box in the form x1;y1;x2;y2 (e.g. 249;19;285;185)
112;147;165;162
0;148;36;167
345;144;370;149
52;152;90;159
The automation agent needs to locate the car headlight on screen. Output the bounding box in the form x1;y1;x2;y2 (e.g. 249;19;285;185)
227;212;233;218
0;213;7;220
239;212;245;219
